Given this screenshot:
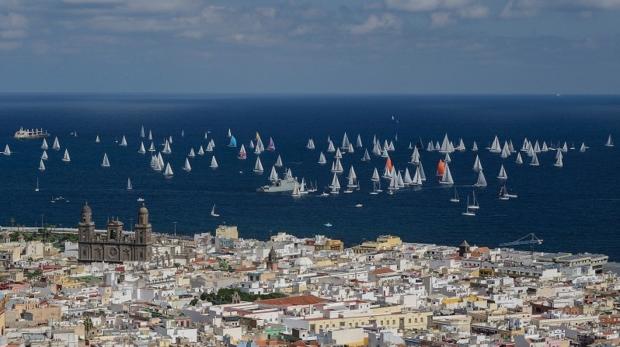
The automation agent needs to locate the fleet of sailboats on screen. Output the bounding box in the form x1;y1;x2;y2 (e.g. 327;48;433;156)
7;125;613;220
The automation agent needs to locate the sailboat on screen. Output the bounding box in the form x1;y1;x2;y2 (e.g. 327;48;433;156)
120;135;128;147
140;125;145;138
210;156;219;169
41;138;49;150
410;147;420;165
236;144;246;160
148;130;153;141
149;142;156;152
254;157;264;174
62;149;71;162
346;166;359;191
439;162;454;185
228;135;237;148
356;134;363;148
39;159;46;172
605;134;614;147
163;162;174;178
474;170;487;187
188;148;196;158
127;178;133;191
468;190;480;210
291;181;301;197
138;142;146;154
184;158;192;172
318;152;327;165
554;150;563;168
462;196;476;216
471;141;478;152
529;152;540;166
489;135;501;153
450;188;460;203
267;137;276;151
162;140;172;154
331;158;344;174
41;150;48;160
210;204;220;217
227;128;232;138
269;166;279;182
472;155;483;172
497;164;508;180
329;173;341;194
361;149;371;162
35;177;40;192
275;155;283;168
499;185;509;200
52;137;60;151
306;138;315;150
101;153;110;168
327;140;336;153
3;144;11;156
579;142;587;152
515;152;523;165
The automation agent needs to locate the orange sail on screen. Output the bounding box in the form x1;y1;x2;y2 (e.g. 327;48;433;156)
436;159;446;177
385;157;393;171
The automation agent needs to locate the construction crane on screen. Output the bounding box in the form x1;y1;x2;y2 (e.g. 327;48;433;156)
499;233;543;247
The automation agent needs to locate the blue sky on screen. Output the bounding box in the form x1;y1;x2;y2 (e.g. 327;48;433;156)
0;0;619;94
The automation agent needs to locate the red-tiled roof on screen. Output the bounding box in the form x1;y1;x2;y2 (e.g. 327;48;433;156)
371;267;396;275
256;295;327;307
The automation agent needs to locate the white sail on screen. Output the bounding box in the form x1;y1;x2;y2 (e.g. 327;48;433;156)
456;138;466;151
361;149;371;162
471;141;478;152
371;168;380;182
162;140;172;154
410;147;420;165
137;142;146;154
439;134;452;153
52;137;61;151
140;125;145;138
120;135;128;147
341;132;350;149
541;141;549;152
605;134;614;147
500;141;511;158
440;162;454;185
412;166;423;186
335;148;342;159
211;204;219;217
327;140;335;153
347;165;357;181
561;142;568;153
444;152;451;164
269;166;279;182
149;142;156;152
554;150;563;167
254;157;264;173
489;135;501;153
148;130;153;141
318;152;327;165
356;134;363;148
533;140;541;153
508;140;516;153
381;148;389;158
473;155;483;172
331;158;344;173
497;164;508;180
474;170;487;187
186;148;195;158
41;138;49;150
39;159;46;171
306;138;315;150
403;168;413;185
579;142;587;152
101;153;110;167
274;155;283;168
419;161;427;181
127;178;133;190
62;149;71;162
198;145;205;156
41;150;48;160
95;135;101;143
299;178;308;194
396;170;405;188
529;151;540;166
329;173;341;194
515;152;523;165
210;156;219;169
164;162;174;177
521;138;529;152
238;144;247;160
3;144;11;156
184;158;192;172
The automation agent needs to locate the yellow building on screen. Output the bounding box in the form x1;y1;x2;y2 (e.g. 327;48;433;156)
315;239;344;252
215;225;239;240
352;235;402;254
307;306;431;334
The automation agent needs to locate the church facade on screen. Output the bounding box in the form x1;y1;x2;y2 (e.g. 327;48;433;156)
78;203;152;263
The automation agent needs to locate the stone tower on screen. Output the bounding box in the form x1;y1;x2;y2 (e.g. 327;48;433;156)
133;203;152;262
78;202;95;259
266;247;278;271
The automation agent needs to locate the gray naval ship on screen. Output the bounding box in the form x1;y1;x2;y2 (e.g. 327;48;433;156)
257;176;298;193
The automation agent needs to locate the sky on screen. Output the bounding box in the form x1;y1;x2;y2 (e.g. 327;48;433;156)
0;0;619;94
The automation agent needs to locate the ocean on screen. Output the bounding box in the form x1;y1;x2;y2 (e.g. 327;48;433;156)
0;94;619;259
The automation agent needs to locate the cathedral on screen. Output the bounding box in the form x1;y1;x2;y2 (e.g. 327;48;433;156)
78;202;153;263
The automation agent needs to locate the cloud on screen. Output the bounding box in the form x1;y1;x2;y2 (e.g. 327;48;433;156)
501;0;620;18
430;12;452;27
385;0;471;12
0;12;27;50
349;13;401;34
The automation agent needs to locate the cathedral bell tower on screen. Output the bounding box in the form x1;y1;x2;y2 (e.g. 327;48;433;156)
133;203;152;261
78;202;95;242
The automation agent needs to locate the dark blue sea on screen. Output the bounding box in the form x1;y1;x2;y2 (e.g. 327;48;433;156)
0;94;619;259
